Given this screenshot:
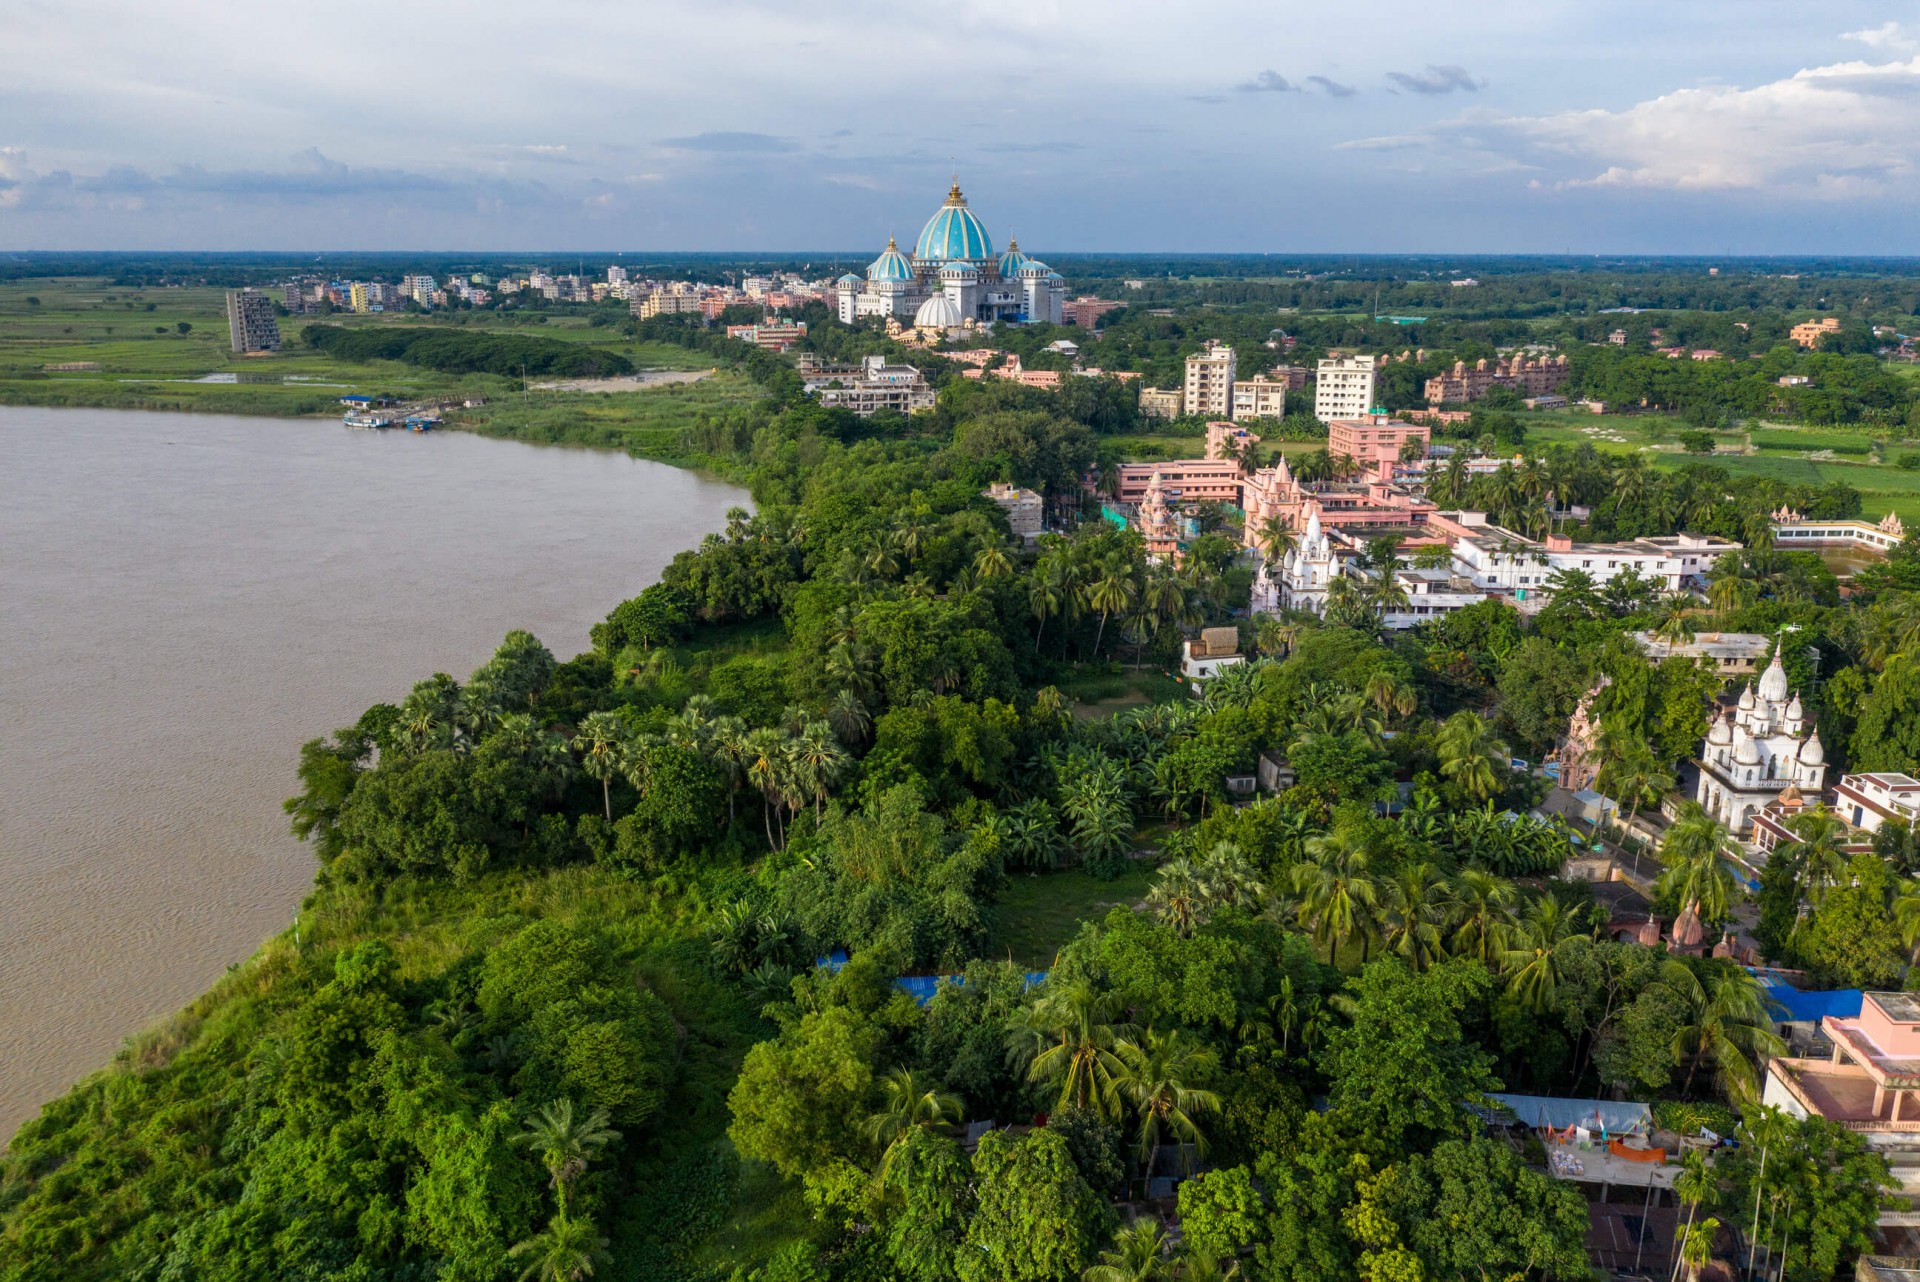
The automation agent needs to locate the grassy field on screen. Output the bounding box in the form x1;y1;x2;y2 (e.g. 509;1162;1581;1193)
0;277;738;427
992;864;1157;968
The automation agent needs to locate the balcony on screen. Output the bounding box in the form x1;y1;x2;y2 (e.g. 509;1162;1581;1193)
1769;1058;1920;1132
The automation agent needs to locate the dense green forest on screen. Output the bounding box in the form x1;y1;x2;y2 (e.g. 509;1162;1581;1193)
8;309;1920;1282
302;324;637;378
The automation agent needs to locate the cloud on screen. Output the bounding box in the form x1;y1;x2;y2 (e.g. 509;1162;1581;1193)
1386;64;1483;95
658;131;796;153
1307;75;1357;98
1344;52;1920;196
1236;70;1297;93
1844;21;1918;52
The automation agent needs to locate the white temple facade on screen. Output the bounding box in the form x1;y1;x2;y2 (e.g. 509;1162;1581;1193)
1275;505;1340;615
1695;649;1827;837
835;180;1065;327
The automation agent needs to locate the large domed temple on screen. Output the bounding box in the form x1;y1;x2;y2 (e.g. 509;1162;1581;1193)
836;179;1065;328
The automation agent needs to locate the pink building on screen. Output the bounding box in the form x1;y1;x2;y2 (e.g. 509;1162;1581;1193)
1112;458;1243;506
1765;992;1920;1142
1240;451;1438;549
1205;421;1260;460
1327;415;1430;469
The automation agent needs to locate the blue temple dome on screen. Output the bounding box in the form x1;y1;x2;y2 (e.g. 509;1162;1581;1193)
997;238;1030;278
866;236;914;282
915;181;994;264
939;259;978;278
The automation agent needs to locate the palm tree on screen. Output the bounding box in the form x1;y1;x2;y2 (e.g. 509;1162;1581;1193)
508;1215;610;1282
1254;515;1296;563
1015;981;1135;1121
1321;575;1376;630
1501;897;1582;1014
1085;557;1138;657
1667;1150;1712;1282
1450;868;1519;965
1657;803;1739;926
1175;1247;1244;1281
1436;711;1509;803
1655;599;1698;658
974;542;1015;580
1661;961;1785;1104
1084;1218;1174;1282
864;1068;963;1179
1675;1216;1719;1282
1112;1029;1222;1180
1595;740;1675;855
1293;829;1380;965
743;726;792;849
1777;804;1849;906
826;689;872;748
513;1099;620;1216
1146;857;1209;937
570;711;630;821
1380;861;1453;971
1894;878;1920;966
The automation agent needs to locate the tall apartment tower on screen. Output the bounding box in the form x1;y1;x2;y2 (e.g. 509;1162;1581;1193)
1314;354;1378;421
226;289;281;354
1184;341;1236;419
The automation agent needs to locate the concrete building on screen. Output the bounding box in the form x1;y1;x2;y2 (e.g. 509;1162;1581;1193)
1773;511;1906;555
1763;992;1920;1212
1183;341;1237;419
1835;773;1920;834
803;354;936;416
1791;317;1843;348
1180;627;1245;685
983;482;1044;545
1205;421;1259;460
1062;297;1124;328
1230;375;1288;422
1423;354;1570;406
1446;521;1739;598
1695;650;1827;838
1112;458;1243;506
225;289;281;354
1139;387;1184;420
1627;630;1772;676
1314;354;1378;421
1328;415;1429;469
634;289;706;319
725;320;808;352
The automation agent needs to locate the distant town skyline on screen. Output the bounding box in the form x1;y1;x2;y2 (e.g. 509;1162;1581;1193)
4;0;1920;254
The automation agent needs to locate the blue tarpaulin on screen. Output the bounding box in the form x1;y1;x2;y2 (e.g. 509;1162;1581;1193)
1754;970;1862;1023
815;952;1048;1005
1485;1093;1652;1134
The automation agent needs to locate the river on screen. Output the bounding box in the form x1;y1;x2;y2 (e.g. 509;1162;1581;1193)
0;406;747;1141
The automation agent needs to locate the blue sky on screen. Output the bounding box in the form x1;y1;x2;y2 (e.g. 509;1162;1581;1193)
3;0;1919;253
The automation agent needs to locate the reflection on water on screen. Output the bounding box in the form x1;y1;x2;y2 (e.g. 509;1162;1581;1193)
0;406;746;1140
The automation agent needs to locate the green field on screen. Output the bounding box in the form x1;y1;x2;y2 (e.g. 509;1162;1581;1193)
0;277;761;450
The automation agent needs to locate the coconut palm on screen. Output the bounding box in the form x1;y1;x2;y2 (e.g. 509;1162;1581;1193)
1667;1150;1712;1282
1254;515;1296;563
513;1098;620;1216
973;542;1015;580
1656;803;1739;926
1436;710;1510;803
1112;1028;1222;1179
1894;878;1920;966
1661;961;1785;1104
508;1215;610;1282
1380;861;1453;972
1501;896;1583;1014
864;1068;963;1179
1776;804;1849;906
1655;600;1698;658
1595;739;1674;851
569;710;630;821
1175;1247;1244;1282
1085;1218;1174;1282
1293;829;1380;965
1014;980;1135;1121
1321;575;1377;630
1450;867;1519;965
1085;557;1138;657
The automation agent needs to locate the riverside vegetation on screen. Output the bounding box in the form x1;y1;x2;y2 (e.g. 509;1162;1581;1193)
5;290;1920;1282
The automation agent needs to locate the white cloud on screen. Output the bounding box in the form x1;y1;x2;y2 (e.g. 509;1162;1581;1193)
1346;52;1920;195
1843;21;1918;52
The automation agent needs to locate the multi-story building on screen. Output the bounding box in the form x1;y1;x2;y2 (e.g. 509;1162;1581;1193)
348;282;370;314
1328;415;1429;469
1112;458;1244;506
1790;317;1842;348
1205;421;1258;460
1626;630;1772;676
225;290;281;354
835;182;1066;326
725;319;808;352
1230;375;1288;422
1423;354;1570;406
983;482;1044;545
1183;341;1236;419
1762;990;1920;1216
401;274;437;307
635;289;705;319
1061;297;1124;328
1314;354;1377;421
803;354;936;417
1447;523;1738;597
1694;650;1827;838
1834;773;1920;834
1139;387;1184;420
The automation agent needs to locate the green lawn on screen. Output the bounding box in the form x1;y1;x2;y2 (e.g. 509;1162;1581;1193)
992;864;1158;968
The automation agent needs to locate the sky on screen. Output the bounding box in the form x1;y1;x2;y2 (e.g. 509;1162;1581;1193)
3;0;1920;254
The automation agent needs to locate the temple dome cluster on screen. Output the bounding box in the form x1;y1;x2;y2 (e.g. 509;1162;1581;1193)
836;179;1065;329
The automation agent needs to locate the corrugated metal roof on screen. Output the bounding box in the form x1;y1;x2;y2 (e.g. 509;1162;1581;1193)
1485;1093;1652;1134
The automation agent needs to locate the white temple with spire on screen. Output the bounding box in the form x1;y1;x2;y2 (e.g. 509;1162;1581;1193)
1694;648;1826;837
1274;504;1340;615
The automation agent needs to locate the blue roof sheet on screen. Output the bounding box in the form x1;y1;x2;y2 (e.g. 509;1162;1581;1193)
1755;970;1862;1022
